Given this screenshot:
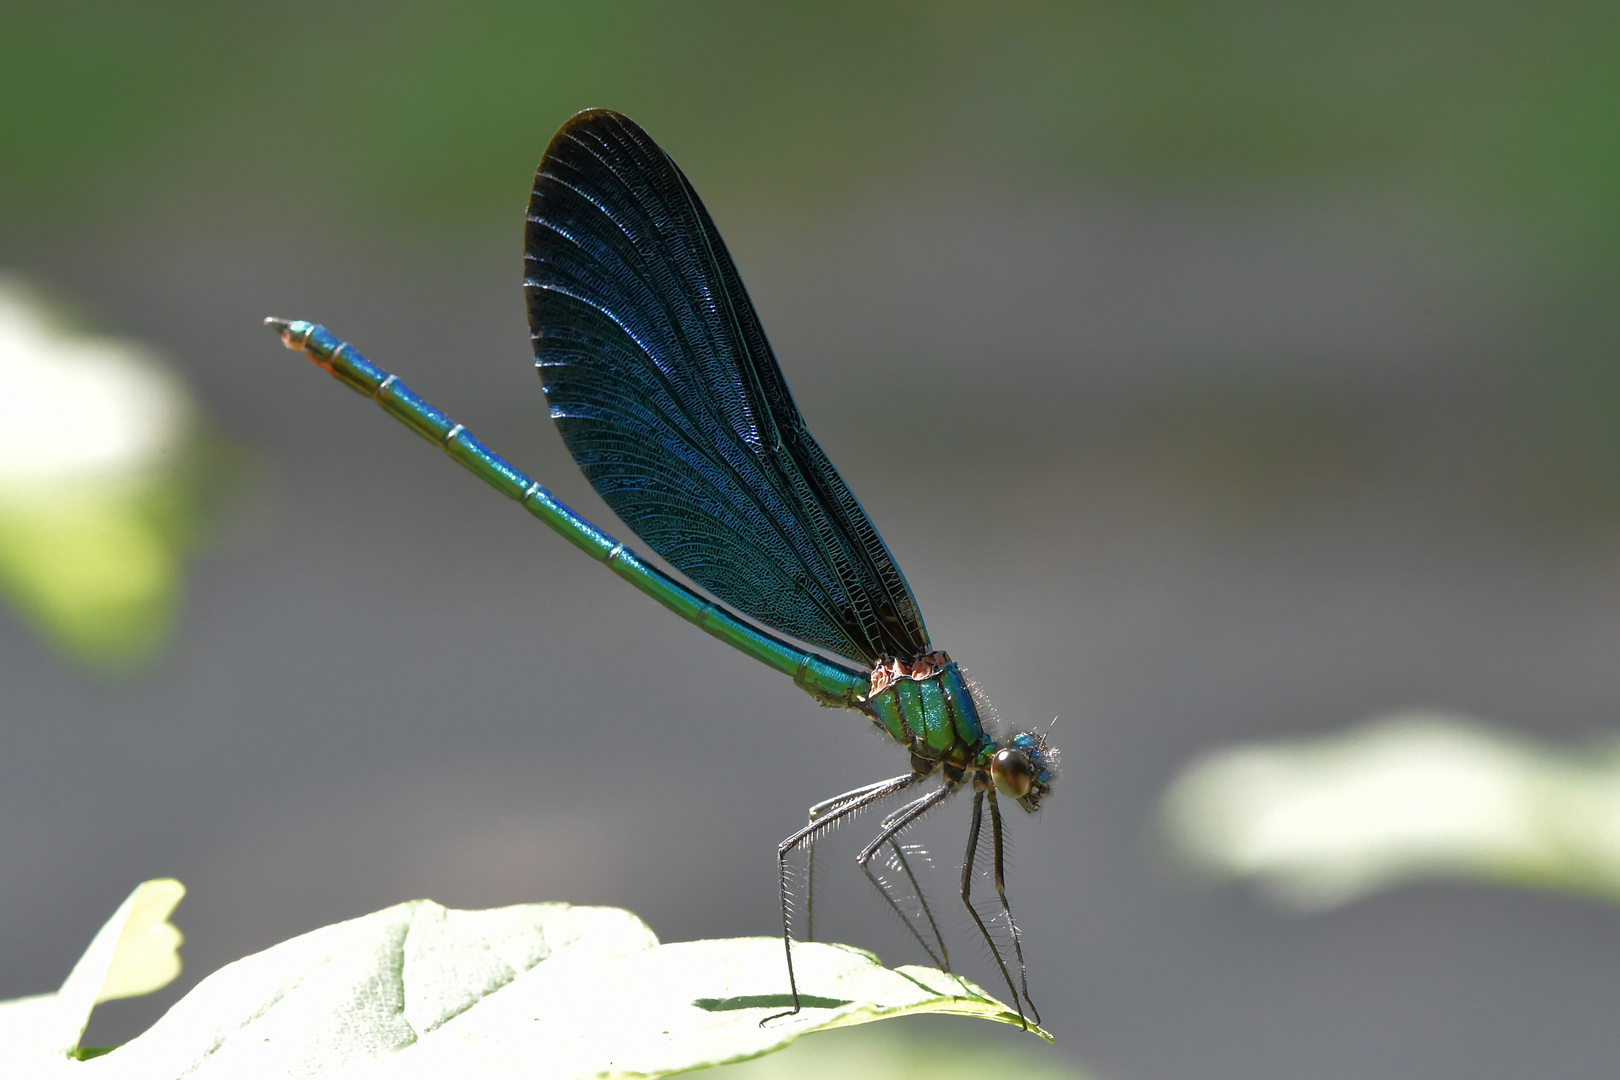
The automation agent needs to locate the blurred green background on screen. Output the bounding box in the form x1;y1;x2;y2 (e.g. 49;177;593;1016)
9;1;1620;507
3;4;1620;1079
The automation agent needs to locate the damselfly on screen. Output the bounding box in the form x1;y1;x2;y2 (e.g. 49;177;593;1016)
268;109;1057;1028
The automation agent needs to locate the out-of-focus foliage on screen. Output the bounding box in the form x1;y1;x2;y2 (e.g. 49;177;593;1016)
0;1;1616;252
5;2;1619;503
0;280;224;667
1162;712;1620;911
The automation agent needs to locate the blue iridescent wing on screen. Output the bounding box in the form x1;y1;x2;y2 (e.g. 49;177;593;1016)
523;109;930;667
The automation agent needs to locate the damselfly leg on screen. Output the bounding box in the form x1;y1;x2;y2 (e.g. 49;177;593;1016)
962;786;1040;1029
856;787;954;971
764;772;919;1026
801;776;901;944
802;783;951;973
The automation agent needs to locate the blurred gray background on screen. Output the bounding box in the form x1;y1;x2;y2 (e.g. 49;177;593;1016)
4;4;1620;1077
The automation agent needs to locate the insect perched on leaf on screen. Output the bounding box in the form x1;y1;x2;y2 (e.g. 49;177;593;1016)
268;109;1057;1028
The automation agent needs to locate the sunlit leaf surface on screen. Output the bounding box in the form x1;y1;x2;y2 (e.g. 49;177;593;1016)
0;880;184;1068
0;885;1046;1080
708;1022;1087;1080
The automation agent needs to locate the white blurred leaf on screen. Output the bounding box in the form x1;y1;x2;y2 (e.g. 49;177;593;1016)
0;278;191;492
1162;712;1620;910
0;276;219;666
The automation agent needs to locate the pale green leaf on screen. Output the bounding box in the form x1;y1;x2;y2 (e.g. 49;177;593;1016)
0;277;225;668
708;1022;1089;1080
1162;711;1620;910
2;887;1044;1079
0;879;184;1068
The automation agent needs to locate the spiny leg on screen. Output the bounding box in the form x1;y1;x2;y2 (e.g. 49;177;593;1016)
855;784;955;970
763;772;919;1027
987;788;1040;1025
877;835;949;970
960;787;1032;1030
802;775;906;944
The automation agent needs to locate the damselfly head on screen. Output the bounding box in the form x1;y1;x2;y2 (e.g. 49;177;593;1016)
991;730;1057;812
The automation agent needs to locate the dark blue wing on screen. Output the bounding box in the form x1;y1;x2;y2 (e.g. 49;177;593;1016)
523;109;930;667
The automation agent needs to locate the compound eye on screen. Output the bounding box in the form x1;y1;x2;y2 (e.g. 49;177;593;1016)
992;747;1034;799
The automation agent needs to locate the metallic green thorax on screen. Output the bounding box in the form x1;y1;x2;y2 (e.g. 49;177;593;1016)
861;654;989;768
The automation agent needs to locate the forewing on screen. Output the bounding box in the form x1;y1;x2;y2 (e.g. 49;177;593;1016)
523;110;929;666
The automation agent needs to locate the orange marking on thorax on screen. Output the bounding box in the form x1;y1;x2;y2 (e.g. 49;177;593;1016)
865;650;953;698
